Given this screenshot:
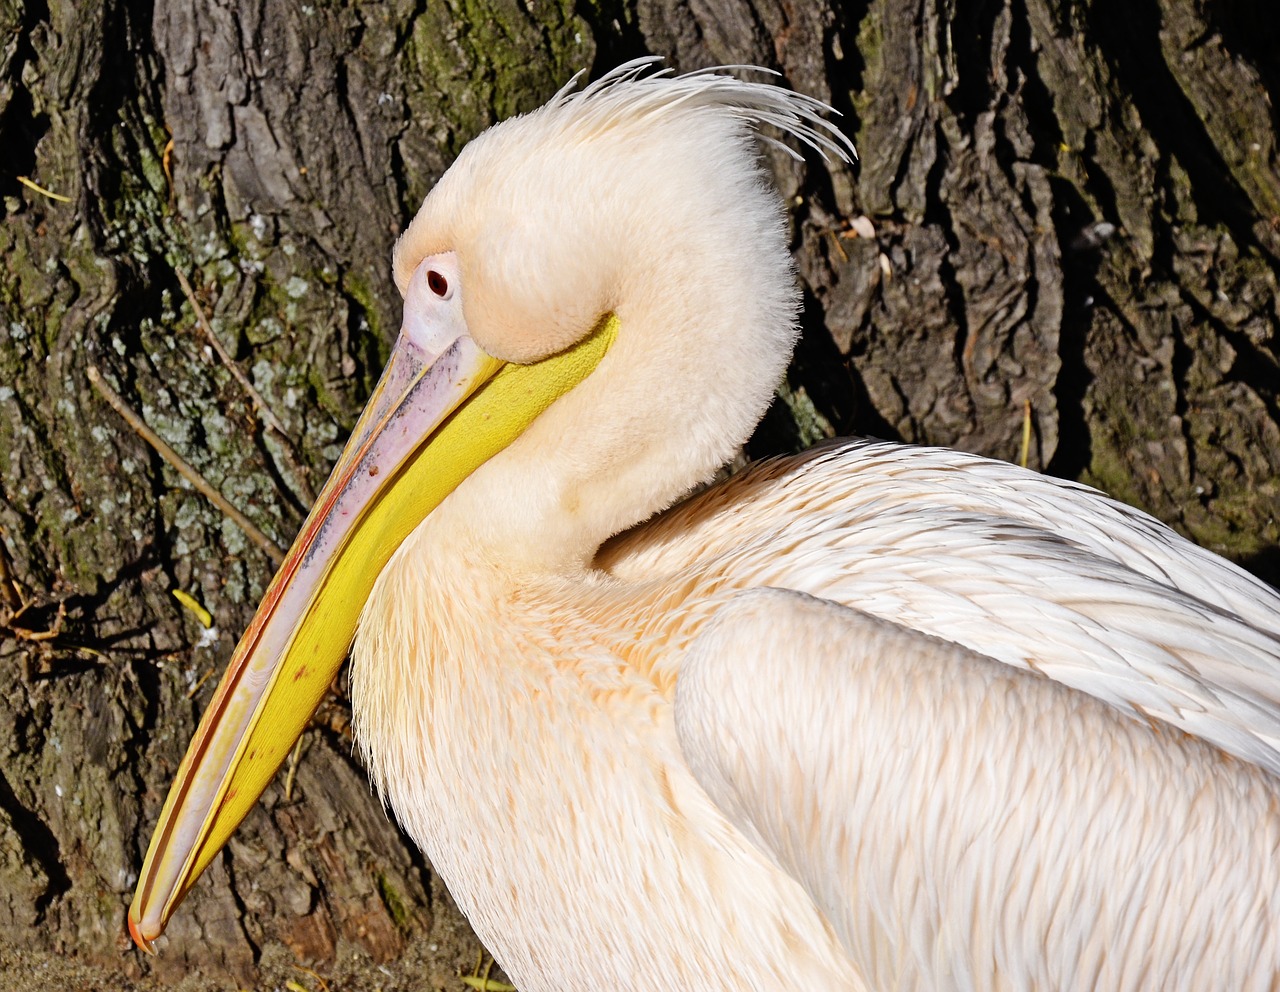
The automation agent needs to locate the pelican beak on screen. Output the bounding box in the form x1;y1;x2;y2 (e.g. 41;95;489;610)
128;264;617;951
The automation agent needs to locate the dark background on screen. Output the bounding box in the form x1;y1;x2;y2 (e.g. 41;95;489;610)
1;0;1277;987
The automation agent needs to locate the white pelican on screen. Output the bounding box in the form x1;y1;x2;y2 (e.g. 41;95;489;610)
130;61;1280;991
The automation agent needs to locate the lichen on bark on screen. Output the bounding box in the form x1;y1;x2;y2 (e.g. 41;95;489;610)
0;0;1276;988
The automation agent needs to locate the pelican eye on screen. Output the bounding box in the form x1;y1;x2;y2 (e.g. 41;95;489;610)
427;270;449;297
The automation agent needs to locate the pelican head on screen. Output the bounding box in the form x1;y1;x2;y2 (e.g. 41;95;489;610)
129;60;852;949
387;64;852;566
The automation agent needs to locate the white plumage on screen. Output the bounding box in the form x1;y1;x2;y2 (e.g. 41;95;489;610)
349;64;1280;990
132;60;1280;990
680;585;1280;991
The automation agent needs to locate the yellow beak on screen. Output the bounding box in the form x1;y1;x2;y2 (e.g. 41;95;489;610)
128;286;617;950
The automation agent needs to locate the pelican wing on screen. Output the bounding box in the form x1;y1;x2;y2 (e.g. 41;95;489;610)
602;439;1280;776
674;587;1280;989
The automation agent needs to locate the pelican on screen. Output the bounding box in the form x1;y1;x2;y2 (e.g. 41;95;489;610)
130;61;1280;990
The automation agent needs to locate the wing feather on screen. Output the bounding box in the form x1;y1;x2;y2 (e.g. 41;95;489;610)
675;588;1280;990
601;439;1280;774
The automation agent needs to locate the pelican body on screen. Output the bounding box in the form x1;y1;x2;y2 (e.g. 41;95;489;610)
131;62;1280;991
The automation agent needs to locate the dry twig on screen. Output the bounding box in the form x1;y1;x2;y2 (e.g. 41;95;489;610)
174;268;317;504
1019;399;1033;469
16;175;70;203
87;364;286;565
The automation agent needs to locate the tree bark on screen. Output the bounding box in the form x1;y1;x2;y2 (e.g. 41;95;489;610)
0;0;1276;987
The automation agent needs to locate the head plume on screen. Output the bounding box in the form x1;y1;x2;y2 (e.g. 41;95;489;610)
392;60;853;363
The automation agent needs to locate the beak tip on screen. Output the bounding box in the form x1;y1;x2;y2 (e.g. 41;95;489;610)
128;911;158;955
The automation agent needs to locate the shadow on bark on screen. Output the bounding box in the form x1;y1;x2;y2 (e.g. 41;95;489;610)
0;0;1275;986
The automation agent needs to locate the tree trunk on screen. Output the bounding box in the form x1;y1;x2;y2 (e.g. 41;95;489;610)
0;0;1275;988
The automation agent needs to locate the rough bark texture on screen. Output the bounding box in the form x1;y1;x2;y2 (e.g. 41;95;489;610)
0;0;1276;988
